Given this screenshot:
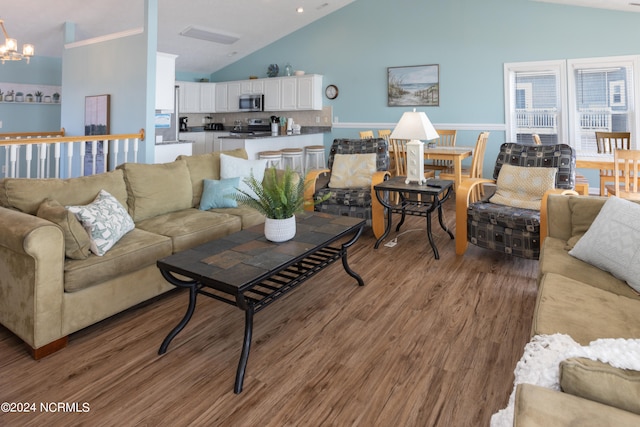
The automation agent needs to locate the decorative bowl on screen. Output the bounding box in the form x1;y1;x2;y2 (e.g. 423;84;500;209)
294;70;305;76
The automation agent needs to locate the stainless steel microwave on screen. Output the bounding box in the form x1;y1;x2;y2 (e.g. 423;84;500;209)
239;94;264;112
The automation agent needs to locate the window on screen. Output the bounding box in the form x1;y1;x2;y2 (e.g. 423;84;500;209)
505;56;639;154
504;60;567;145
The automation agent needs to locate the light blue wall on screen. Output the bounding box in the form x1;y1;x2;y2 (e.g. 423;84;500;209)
212;0;640;182
0;56;62;132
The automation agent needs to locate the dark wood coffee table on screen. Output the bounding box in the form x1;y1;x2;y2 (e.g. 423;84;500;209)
374;176;454;259
156;211;365;394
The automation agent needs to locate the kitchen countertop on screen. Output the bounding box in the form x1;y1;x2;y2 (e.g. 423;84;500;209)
155;139;195;145
218;127;331;139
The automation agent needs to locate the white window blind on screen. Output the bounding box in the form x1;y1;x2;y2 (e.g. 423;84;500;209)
568;56;639;154
504;61;567;145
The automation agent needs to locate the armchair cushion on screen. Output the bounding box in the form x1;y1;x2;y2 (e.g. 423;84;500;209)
328;153;377;188
490;164;558;210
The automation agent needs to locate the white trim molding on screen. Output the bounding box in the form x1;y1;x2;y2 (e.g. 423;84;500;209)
332;122;506;131
65;28;145;50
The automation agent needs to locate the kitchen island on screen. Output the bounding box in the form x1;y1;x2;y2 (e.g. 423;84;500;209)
219;130;327;160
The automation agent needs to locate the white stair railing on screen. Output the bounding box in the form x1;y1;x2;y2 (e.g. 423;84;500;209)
1;129;145;179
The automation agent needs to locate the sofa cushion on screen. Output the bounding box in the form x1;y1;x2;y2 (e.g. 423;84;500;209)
560;357;640;415
220;154;268;200
490;164;557;210
178;148;247;207
569;196;640;293
540;237;640;300
119;160;193;222
514;383;640;427
67;190;135;256
0;169;128;215
533;273;640;345
199;177;240;210
209;205;265;229
36;198;92;260
64;228;172;292
565;196;606;249
328;153;377;188
135;208;242;253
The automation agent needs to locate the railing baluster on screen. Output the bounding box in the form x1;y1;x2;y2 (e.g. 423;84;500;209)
54;142;61;178
39;143;47;178
67;141;74;178
25;144;33;178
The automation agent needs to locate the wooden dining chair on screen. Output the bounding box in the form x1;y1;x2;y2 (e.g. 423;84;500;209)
596;131;631;196
359;130;374;139
377;129;391;141
605;149;640;201
532;134;542;145
424;129;457;174
440;132;489;200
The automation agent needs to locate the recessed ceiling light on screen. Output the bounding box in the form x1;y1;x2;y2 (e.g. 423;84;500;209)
296;7;304;13
180;25;239;45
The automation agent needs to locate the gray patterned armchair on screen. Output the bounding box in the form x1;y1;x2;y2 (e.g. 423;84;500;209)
304;138;390;238
455;143;576;259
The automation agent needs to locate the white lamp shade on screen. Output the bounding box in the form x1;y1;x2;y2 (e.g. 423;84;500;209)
390;110;439;142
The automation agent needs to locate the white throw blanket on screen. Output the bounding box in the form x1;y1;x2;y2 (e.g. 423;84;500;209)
491;334;640;427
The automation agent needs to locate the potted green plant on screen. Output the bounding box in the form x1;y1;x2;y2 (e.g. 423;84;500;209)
0;89;4;102
234;167;318;242
5;90;14;102
26;93;34;102
34;91;43;102
52;92;60;103
15;91;24;102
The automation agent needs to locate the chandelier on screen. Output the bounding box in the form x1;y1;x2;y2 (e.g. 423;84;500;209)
0;19;34;64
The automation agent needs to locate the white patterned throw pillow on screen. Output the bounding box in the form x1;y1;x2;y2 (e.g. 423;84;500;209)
220;153;268;200
67;189;135;256
328;153;377;188
569;196;640;293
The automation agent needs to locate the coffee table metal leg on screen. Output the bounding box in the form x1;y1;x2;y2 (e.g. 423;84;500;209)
426;212;440;259
340;225;365;286
374;190;393;249
158;284;198;355
437;203;454;239
235;307;254;394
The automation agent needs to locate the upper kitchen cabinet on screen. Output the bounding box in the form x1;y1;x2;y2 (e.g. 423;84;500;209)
226;82;241;112
200;83;217;112
263;78;281;111
177;81;201;113
156;52;177;111
241;79;264;95
280;78;297;111
297;74;323;110
214;83;228;112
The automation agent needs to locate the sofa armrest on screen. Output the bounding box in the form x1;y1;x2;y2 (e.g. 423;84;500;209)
0;207;65;349
303;168;330;211
540;189;579;246
455;177;496;255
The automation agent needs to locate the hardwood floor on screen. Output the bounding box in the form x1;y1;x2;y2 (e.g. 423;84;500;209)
0;201;539;427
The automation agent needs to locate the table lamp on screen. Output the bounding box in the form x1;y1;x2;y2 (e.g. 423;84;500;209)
390;109;439;184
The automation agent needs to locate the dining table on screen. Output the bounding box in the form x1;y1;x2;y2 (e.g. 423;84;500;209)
423;146;473;190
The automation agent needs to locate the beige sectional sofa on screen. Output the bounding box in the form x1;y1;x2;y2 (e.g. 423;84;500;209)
513;193;640;425
0;149;264;358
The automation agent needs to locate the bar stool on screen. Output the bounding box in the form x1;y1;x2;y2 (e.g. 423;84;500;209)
280;148;304;175
304;145;326;173
258;151;283;169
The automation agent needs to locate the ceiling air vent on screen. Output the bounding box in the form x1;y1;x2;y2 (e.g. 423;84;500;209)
180;25;239;45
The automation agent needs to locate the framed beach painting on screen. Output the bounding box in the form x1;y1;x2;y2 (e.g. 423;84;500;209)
388;64;439;107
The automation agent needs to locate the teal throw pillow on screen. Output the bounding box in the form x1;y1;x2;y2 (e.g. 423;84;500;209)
199;177;240;210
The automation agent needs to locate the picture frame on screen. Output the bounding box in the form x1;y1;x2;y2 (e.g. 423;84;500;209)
388;64;439;107
84;94;111;174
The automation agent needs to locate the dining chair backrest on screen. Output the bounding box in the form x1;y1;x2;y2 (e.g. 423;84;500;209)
378;129;391;141
532;134;542;145
596;131;630;154
431;129;457;168
612;149;640;200
359;130;374;139
390;139;408;176
470;132;490;179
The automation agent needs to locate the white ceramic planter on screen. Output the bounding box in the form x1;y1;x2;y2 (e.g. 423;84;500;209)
264;216;296;242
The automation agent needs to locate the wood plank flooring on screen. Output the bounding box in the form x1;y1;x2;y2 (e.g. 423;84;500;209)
0;201;539;426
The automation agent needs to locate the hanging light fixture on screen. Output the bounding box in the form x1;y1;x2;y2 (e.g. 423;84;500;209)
0;19;34;64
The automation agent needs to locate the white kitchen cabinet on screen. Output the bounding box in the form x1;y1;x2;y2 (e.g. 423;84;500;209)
155;142;193;163
297;74;323;110
226;82;242;112
200;83;216;112
177;81;201;113
280;77;297;111
181;132;206;155
263;78;281;111
215;83;228;112
156;52;177;111
241;79;264;95
210;131;230;151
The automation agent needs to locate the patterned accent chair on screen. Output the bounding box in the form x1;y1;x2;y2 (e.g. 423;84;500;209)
455;143;576;259
304;138;390;238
